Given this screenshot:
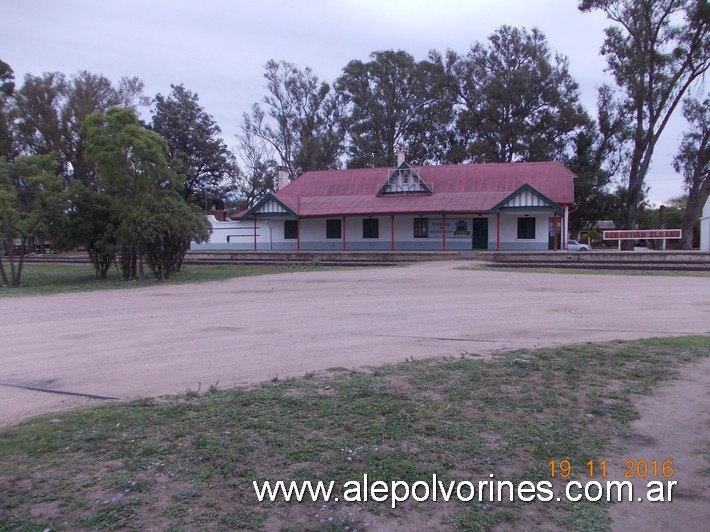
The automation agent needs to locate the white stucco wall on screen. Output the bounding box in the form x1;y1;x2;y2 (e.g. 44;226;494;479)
700;197;710;252
192;212;556;251
496;211;552;250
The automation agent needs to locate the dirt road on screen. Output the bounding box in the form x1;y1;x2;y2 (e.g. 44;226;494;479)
1;262;708;427
606;356;710;531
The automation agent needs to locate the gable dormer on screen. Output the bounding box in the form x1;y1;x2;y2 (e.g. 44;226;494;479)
491;183;563;213
377;163;433;196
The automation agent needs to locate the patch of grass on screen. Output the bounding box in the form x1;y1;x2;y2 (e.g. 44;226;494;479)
0;336;707;530
0;261;322;297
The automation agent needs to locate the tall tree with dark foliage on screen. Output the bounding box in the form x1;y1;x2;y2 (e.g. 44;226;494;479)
151;84;236;209
336;50;453;168
451;26;589;163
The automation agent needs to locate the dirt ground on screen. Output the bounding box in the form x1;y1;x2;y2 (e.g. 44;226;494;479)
606;356;710;531
1;261;709;529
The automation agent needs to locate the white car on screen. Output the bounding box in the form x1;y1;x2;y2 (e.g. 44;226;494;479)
567;239;591;251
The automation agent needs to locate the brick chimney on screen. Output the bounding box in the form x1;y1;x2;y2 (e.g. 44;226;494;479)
277;166;289;191
396;144;406;166
210;209;227;221
210;198;226;221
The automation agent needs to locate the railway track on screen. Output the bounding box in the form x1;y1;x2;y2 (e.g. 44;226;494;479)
486;260;710;272
18;251;710;271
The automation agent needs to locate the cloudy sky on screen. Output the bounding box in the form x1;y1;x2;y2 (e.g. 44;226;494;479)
1;0;697;203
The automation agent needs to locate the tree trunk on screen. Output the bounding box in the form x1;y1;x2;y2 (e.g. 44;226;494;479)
131;248;138;280
7;244;17;286
0;256;9;286
621;197;638;250
7;239;26;288
13;245;25;288
679;189;709;249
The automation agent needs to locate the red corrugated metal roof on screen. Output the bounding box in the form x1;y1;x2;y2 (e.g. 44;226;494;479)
232;161;575;219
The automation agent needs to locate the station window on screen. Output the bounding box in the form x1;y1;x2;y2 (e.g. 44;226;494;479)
284;220;298;239
326;219;342;239
363;218;379;239
413;218;429;238
517;217;536;239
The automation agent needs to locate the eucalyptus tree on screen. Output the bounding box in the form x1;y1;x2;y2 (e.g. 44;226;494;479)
579;0;709;234
11;72;67;167
233;126;277;208
673;96;709;248
0;59;14;158
241;60;345;180
11;70;149;186
566;86;631;233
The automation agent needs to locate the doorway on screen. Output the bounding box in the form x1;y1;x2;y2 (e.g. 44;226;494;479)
471;218;488;249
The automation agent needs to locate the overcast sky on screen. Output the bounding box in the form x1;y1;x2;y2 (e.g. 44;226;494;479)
1;0;698;203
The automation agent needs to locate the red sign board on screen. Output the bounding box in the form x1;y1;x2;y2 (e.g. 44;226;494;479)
603;229;682;240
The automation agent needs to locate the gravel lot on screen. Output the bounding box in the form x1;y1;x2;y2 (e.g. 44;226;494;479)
1;261;708;426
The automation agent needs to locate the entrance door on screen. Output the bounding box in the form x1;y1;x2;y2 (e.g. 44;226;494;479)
471;218;488;249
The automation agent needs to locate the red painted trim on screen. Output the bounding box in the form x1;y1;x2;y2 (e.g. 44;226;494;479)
253;218;257;251
442;214;447;251
496;213;500;251
390;215;395;251
296;218;301;252
553;212;559;251
342;217;346;251
563;206;568;250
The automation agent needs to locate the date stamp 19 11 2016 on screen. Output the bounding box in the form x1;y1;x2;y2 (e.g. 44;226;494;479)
548;459;675;479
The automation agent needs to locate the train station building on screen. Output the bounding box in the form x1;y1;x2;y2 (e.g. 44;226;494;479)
195;155;577;252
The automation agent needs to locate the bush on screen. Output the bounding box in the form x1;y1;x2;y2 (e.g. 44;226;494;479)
125;192;210;280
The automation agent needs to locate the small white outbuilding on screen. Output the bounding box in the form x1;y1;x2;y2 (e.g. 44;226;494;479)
700;196;710;251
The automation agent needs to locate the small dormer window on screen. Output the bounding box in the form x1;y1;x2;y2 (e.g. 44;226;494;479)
377;163;432;196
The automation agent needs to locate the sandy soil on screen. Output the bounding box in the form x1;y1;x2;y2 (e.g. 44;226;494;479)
1;261;709;530
607;356;710;531
1;261;708;427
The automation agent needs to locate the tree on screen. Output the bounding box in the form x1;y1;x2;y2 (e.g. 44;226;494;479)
62;72;150;187
82;107;178;280
233;126;277;209
241;60;345;180
0;154;62;287
579;0;709;237
11;72;67;167
0;59;14;158
58;184;118;279
10;71;149;186
567;85;630;234
151;84;236;209
336;50;453;167
452;26;590;163
673;96;709;248
124;192;210;280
